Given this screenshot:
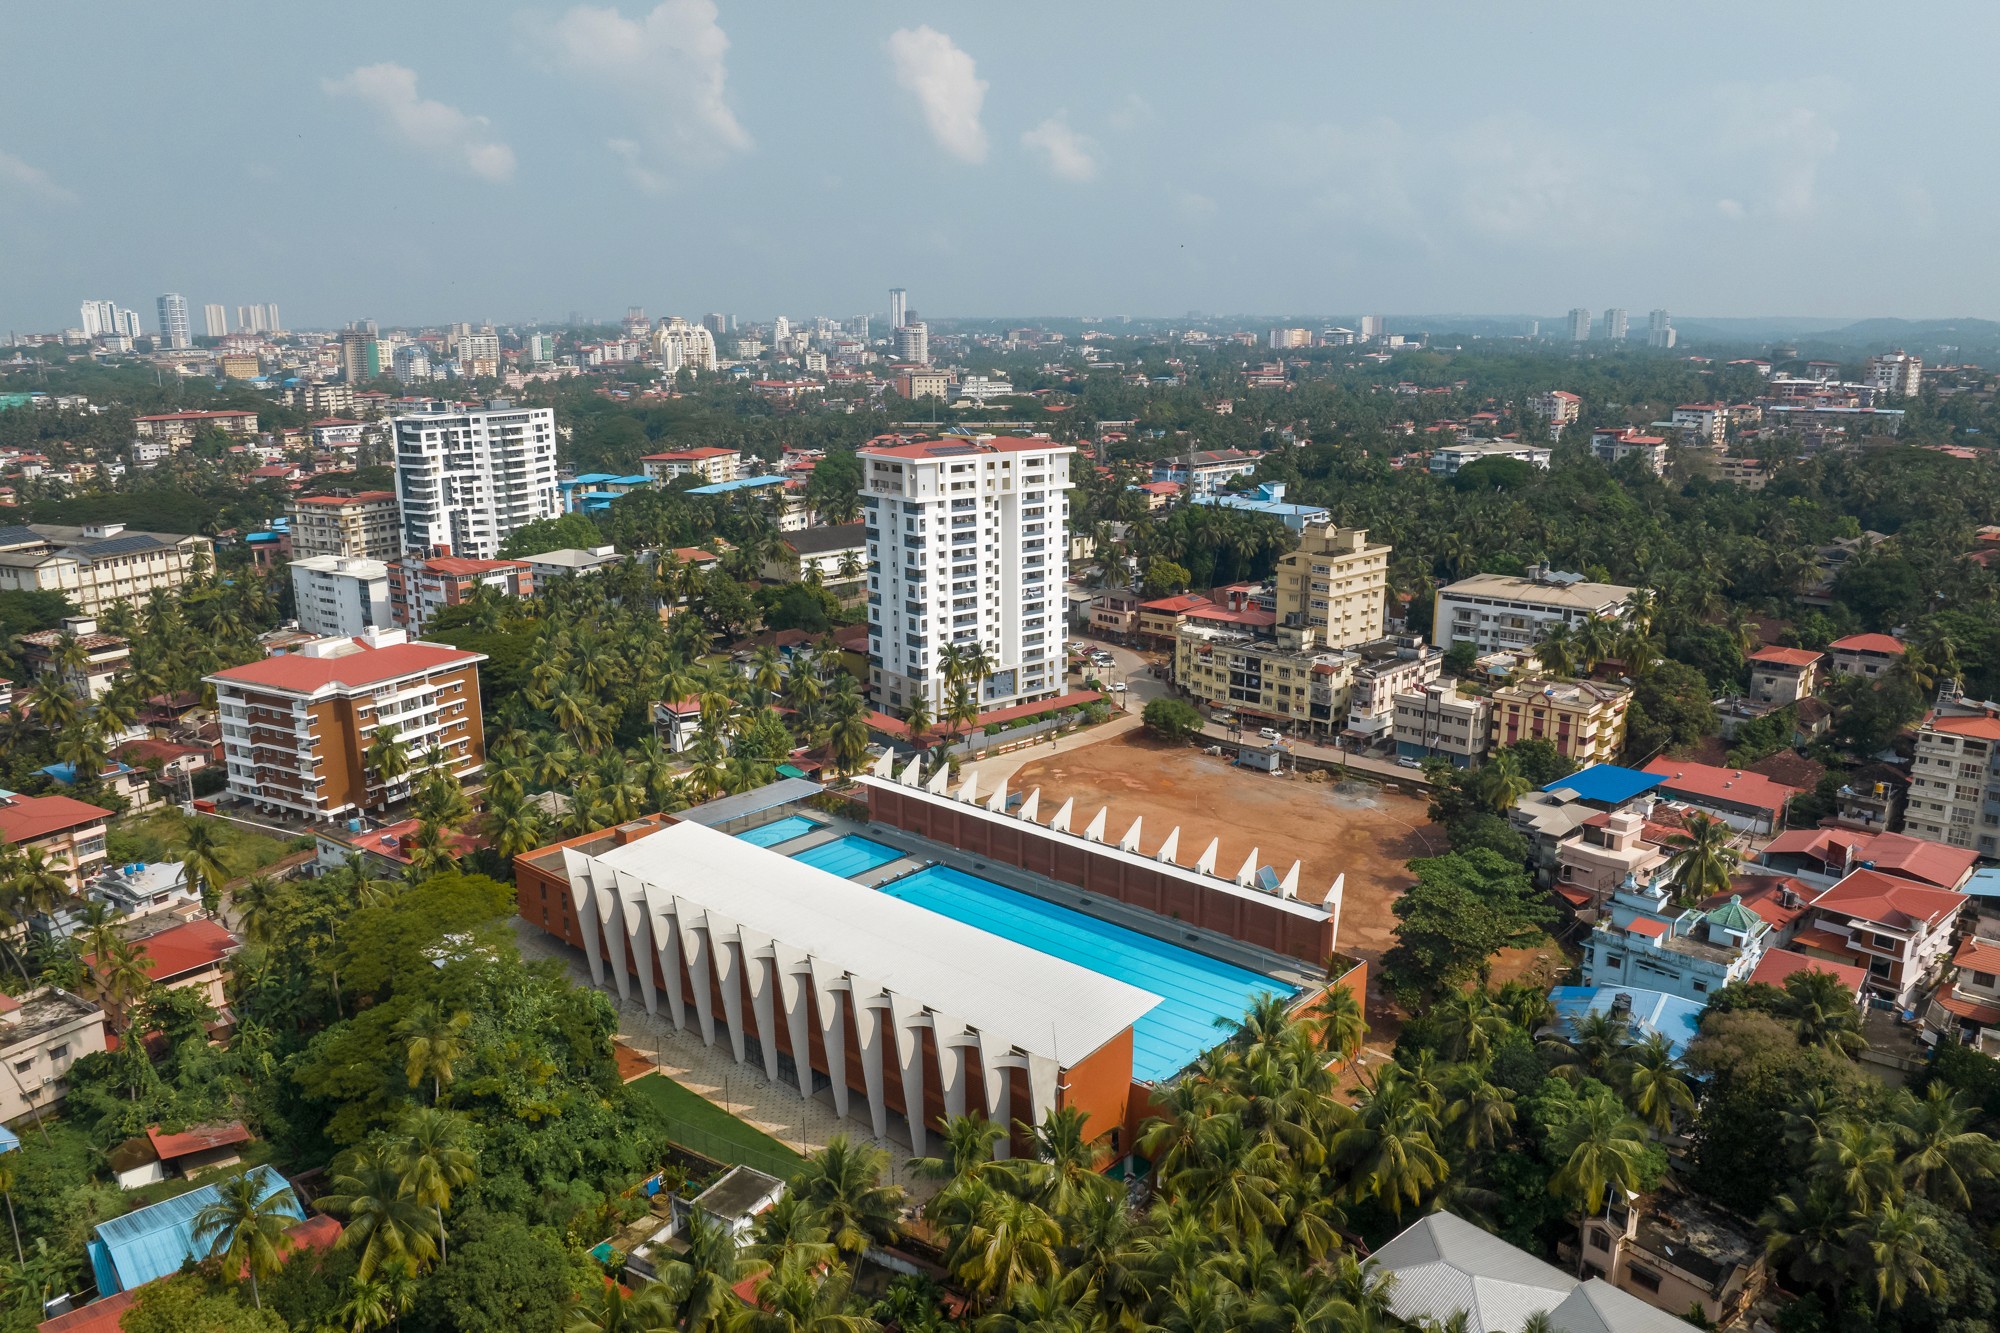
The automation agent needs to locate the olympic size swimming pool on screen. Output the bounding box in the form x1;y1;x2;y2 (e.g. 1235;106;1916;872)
736;815;821;848
787;834;906;879
878;864;1291;1082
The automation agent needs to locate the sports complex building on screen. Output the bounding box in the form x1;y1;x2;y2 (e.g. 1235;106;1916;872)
515;758;1361;1159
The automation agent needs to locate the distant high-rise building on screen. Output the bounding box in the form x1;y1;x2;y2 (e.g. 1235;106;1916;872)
1567;308;1592;342
392;344;433;384
894;321;929;365
1867;350;1923;397
889;288;908;331
653;317;718;375
526;333;557;364
79;300;117;338
1646;309;1674;349
1358;315;1385;341
203;304;229;339
772;315;791;344
339;331;381;384
1268;327;1312;350
702;313;728;337
1601;308;1628;341
456;329;501;377
394;404;560;560
155;293;191;349
262;304;282;333
236;304;267;335
1524;319;1540;338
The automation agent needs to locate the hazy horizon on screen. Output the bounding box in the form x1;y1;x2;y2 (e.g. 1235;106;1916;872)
6;3;1999;332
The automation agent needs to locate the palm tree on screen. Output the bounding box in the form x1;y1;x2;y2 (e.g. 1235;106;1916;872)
1012;1107;1116;1216
365;727;412;801
230;875;284;946
1623;1032;1694;1136
1536;622;1578;678
397;1003;471;1103
750;1194;838;1274
790;1135;905;1276
338;1277;394;1333
1761;1183;1852;1304
398;1109;476;1266
1894;1084;1997;1208
734;1256;879;1333
911;1114;1005;1185
902;696;933;750
86;935;155;1034
1479;749;1531;814
1777;970;1866;1055
750;645;785;699
176;817;234;914
941;1187;1062;1310
1547;1100;1651;1216
945;680;980;742
1815;1121;1902;1213
1310;982;1367;1064
1331;1069;1446;1220
1853;1200;1945;1317
1434;989;1506;1063
191;1168;294;1308
321;1145;440;1281
0;1153;22;1263
564;1280;678;1333
659;1209;762;1333
1660;812;1739;907
1539;1011;1631;1086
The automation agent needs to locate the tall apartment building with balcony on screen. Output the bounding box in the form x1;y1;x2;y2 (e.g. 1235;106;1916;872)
206;629;486;822
287;491;403;561
1274;524;1392;647
393;404;559;560
860;436;1072;716
1904;698;2000;854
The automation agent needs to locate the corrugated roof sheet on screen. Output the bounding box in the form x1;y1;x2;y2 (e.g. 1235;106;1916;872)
88;1164;301;1294
678;778;825;827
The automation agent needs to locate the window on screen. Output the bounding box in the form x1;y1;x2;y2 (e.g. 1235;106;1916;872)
49;1044;68;1061
1588;1228;1611;1252
1976;972;1996;989
1627;1266;1662;1293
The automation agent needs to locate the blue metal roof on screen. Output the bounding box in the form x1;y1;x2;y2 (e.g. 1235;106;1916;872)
1549;985;1704;1060
1541;764;1665;806
687;475;787;496
1965;868;2000;900
88;1164;302;1294
0;1125;18;1153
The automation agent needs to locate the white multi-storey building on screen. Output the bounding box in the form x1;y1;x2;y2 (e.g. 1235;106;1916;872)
1432;566;1637;653
1601;308;1628;341
289;555;394;639
156;293;191;349
203;304;229;338
861;436;1073;717
894;322;930;365
1867;350;1923;398
1904;698;2000;855
889;288;908;330
393;404;559;560
1567;308;1592;341
654;317;718;375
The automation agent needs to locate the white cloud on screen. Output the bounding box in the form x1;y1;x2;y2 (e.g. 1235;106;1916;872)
1022;115;1098;183
1705;82;1841;221
548;1;750;191
888;26;987;163
0;149;76;205
323;64;515;182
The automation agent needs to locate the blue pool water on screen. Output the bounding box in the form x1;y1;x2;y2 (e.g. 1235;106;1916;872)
737;815;821;848
879;865;1291;1082
788;834;907;879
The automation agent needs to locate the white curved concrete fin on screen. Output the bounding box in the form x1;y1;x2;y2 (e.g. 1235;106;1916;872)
958;770;980;806
806;957;850;1119
1195;837;1220;875
1018;788;1040;823
1049;798;1074;833
897;755;923;787
986;775;1010;813
1026;1053;1062;1127
925;762;951;795
1119;816;1143;852
1155;827;1180;865
1236;848;1260;887
1083;807;1108;843
1280;861;1301;900
870;749;895;779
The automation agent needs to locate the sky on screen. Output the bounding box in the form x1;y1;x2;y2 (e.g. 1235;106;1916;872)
3;2;1997;332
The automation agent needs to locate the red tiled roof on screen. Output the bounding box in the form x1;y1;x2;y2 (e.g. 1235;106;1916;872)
1185;605;1277;629
1812;868;1967;932
1750;948;1866;993
1928;711;2000;741
113;738;209;766
209;640;481;695
1748;646;1822;667
423;556;524;576
146;1120;251;1160
37;1288;139;1333
1625;918;1669;938
1556;885;1594;908
867;690;1103;740
1136;481;1181;494
1140;594;1213;614
110;919;238;981
859;436;1062;461
1715;874;1815;931
133;410;257;422
1790;925;1867;964
669;547;719;564
1643;758;1800;816
1933;991;2000;1025
1761;828;1976;889
1954;938;2000;973
0;793;114;845
1829;633;1905;656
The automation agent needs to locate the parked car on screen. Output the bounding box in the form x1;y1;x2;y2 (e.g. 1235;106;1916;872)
1258;727;1281;741
1107;682;1127;692
1396;756;1424;769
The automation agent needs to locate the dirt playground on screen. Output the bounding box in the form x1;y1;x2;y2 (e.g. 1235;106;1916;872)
1003;731;1442;966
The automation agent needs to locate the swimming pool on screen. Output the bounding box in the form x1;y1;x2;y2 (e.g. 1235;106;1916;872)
736;815;821;848
878;865;1291;1082
788;834;907;879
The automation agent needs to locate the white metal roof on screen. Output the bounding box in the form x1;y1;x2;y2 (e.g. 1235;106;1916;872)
594;820;1161;1065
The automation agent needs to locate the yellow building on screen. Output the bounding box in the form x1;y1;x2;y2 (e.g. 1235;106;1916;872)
1488;678;1632;766
1174;623;1356;733
1274;525;1390;647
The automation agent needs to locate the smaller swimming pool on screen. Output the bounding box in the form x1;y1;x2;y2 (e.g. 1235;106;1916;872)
789;834;906;879
736;814;821;848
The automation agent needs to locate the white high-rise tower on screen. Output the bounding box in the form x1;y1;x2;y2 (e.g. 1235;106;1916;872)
889;288;908;331
156;293;191;349
393;404;560;560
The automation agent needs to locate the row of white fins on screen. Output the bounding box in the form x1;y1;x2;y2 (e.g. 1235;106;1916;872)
871;749;1326;903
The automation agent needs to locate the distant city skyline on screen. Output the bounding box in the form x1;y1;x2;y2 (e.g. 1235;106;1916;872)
5;3;1999;329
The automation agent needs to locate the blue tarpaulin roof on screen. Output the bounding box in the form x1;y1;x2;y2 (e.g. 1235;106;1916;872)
1541;764;1666;807
87;1164;301;1295
687;475;787;496
0;1125;18;1153
1549;985;1704;1061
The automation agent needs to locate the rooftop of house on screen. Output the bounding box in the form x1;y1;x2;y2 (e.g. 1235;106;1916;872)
1630;1189;1763;1291
206;637;482;696
1828;632;1906;656
1811;868;1967;932
1542;764;1664;807
1641;758;1801;814
0;791;115;844
1749;947;1867;993
1748;645;1823;668
1759;828;1977;890
88;919;238;982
